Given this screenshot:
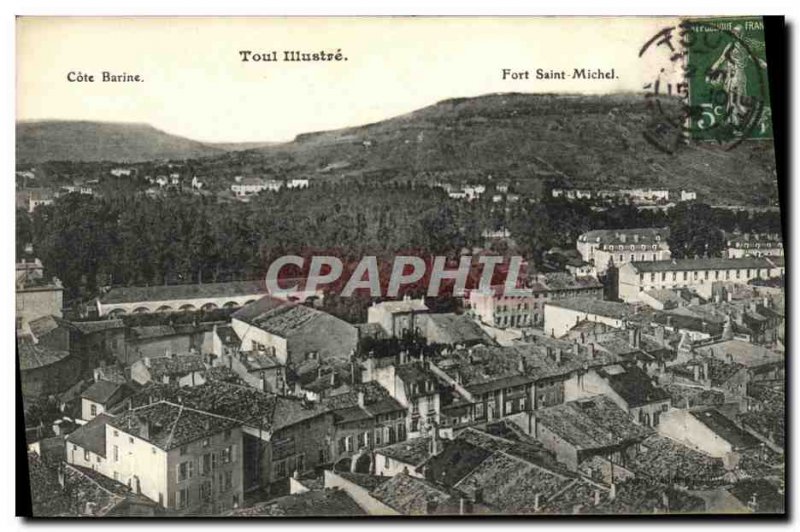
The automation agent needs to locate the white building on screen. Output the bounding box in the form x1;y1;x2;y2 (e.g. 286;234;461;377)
576;228;671;275
724;232;784;259
617;257;783;303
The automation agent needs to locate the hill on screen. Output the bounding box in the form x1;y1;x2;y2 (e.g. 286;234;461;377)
219;93;778;205
16;121;225;163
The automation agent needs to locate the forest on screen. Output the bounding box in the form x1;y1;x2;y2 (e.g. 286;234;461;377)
16;182;783;308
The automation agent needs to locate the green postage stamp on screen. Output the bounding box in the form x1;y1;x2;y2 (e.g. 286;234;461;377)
641;17;771;150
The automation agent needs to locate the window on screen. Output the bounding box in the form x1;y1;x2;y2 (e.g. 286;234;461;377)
84;449;90;461
178;460;194;482
222;445;236;464
224;470;233;490
113;430;119;438
90;404;97;417
113;445;119;462
178;487;190;509
129;437;134;445
180;445;188;455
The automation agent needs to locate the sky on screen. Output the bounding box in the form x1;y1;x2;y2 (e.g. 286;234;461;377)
17;17;683;143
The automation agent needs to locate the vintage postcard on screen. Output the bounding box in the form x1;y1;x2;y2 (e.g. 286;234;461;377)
16;16;785;517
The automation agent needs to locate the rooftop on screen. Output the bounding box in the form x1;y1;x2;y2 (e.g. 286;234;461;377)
66;413;112;457
108;401;240;450
18;334;70;370
695;339;783;368
145;353;206;378
371;298;430;314
689;408;761;449
375;436;432;467
230;488;365;517
533;396;651;450
596;364;670;408
370;472;453;515
627;257;775;273
99;280;266;305
80;380;128;405
546;298;648;321
425;313;492;345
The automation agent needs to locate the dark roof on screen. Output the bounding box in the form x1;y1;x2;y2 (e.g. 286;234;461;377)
628;257;774;273
336;471;390;490
533;396;651;450
597;364;670;408
425;313;492;345
375;437;432;467
229;488;366;516
72;319;125;334
67;413;112;457
99;280;266;304
689;408;760;449
233;296;357;363
108;401;239;450
130;325;179;340
145;354;206;378
80;380;124;404
239;350;281;371
370;472;453;515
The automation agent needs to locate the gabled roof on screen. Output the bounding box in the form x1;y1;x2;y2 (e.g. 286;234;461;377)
17;334;70;370
597;364;670;408
108;401;239;450
80;380;128;405
67;413;112;457
375;436;432;467
533;396;651;450
370;472;452;515
230;488;365;516
689;408;760;450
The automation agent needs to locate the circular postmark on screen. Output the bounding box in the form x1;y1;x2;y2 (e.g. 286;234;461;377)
638;19;771;153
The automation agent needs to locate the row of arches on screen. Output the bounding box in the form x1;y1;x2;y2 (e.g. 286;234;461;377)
105;299;258;318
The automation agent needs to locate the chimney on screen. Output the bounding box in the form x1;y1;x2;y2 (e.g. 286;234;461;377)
357;390;365;408
702;361;709;380
589;343;596;359
594;489;601;506
533;493;542;511
655;325;665;344
693;364;700;382
662;492;670;511
609;483;616;501
459;497;469;515
518;357;526;373
144;356;151;368
555;349;563;365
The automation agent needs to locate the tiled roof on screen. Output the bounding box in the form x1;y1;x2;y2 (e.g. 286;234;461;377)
99;280;266;304
17;334;70;370
627;434;725;487
696;339;782;368
425;313;492;345
597;364;670;408
545;298;649;321
108;401;239;450
66;413;112;457
234;296;357;363
533;396;651;450
230;488;365;516
131;325;178;340
370;472;453;515
375;436;432;467
71;319;125;334
146;354;206;378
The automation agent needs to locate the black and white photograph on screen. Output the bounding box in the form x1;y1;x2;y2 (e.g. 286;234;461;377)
12;15;787;518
